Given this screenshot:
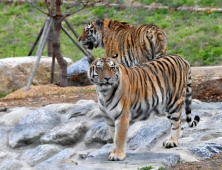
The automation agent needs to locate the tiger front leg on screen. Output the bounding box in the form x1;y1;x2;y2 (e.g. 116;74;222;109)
109;110;129;161
104;116;115;141
163;112;182;148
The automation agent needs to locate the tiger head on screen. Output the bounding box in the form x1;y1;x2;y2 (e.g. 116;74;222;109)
88;55;120;89
78;19;104;51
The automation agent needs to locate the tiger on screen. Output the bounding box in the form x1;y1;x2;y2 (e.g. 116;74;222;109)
79;18;167;67
88;54;200;161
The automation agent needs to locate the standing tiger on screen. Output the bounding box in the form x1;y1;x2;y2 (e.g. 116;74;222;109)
79;18;167;67
88;54;200;161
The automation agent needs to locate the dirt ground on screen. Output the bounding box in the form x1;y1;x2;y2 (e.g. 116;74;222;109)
0;79;222;169
1;78;222;108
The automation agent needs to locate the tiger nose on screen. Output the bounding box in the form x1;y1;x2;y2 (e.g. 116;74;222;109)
104;77;111;81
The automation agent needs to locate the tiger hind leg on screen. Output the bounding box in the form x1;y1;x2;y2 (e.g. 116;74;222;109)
163;101;184;148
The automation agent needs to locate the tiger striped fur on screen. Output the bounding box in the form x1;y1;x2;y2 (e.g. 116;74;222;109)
88;54;200;161
79;18;167;67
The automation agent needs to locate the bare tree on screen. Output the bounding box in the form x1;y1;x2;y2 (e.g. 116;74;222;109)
26;0;101;89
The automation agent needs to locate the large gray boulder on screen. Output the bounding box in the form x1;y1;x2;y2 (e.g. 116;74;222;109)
0;56;73;93
67;56;92;86
0;107;36;126
0;159;23;170
188;143;222;159
40;119;87;145
84;118;112;147
36;148;76;168
8;109;61;148
21;144;61;167
0;128;7;149
128;119;171;151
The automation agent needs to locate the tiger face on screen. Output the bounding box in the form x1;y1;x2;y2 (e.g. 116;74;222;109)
78;20;103;51
88;57;120;92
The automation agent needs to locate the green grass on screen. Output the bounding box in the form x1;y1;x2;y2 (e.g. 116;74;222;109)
0;1;222;66
138;166;154;170
0;93;9;99
137;0;222;7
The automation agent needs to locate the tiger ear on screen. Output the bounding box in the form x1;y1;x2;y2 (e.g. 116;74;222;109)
95;19;103;29
112;54;118;58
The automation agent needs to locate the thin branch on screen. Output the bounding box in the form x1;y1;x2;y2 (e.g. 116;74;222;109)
45;0;50;14
63;0;82;14
59;6;86;23
61;0;103;22
26;0;49;16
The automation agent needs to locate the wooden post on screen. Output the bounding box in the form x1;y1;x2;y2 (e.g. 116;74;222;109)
25;18;53;91
64;18;91;56
61;25;89;56
28;24;44;56
64;18;79;39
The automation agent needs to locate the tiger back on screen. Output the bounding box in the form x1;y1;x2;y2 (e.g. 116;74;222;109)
79;18;167;67
88;54;200;161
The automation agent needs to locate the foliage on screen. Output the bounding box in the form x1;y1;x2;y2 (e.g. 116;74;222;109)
0;1;222;66
158;167;165;170
138;166;154;170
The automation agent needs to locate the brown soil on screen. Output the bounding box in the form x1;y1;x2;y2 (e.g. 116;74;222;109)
0;79;222;169
192;78;222;102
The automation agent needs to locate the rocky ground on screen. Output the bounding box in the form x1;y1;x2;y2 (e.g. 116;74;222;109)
0;78;222;170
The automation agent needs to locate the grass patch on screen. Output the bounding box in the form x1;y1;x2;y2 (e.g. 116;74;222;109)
0;2;222;66
0;93;9;99
137;0;222;7
138;166;154;170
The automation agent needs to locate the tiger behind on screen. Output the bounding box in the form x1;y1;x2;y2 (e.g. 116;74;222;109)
79;18;167;67
88;54;200;161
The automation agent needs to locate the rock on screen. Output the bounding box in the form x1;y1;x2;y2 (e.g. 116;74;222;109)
188;143;222;159
0;107;36;126
127;120;150;142
212;112;222;121
8;109;61;148
0;128;7;149
86;107;103;119
36;148;76;167
33;163;104;170
75;100;96;106
21;144;61;166
128;119;171;151
40;119;87;145
0;56;73;93
0;159;23;170
43;103;78;114
86;151;180;168
84;118;112;147
68;73;92;86
0;100;221;170
78;149;96;159
67;56;92;86
67;56;89;78
87;144;113;158
68;103;98;119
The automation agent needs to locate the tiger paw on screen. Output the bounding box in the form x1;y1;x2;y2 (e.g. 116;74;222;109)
163;139;178;148
108;151;125;161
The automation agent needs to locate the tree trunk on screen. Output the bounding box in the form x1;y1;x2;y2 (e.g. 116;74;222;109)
53;0;67;87
47;26;53;57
